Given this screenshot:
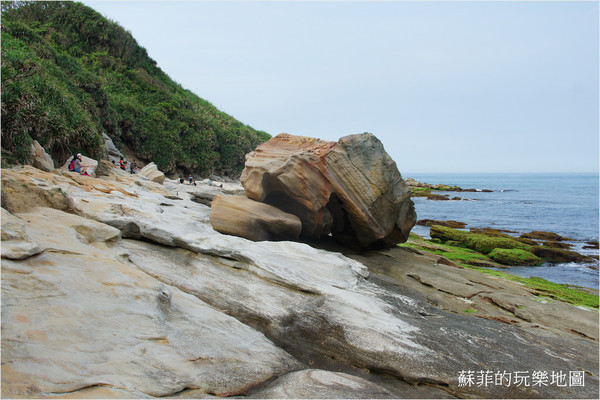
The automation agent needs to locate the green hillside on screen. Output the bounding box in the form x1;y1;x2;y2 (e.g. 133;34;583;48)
1;0;270;175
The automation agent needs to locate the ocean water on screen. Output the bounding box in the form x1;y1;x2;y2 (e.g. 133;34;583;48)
404;173;599;289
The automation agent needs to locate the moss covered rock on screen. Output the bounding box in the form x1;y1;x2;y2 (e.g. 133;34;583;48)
489;248;544;266
417;219;467;229
430;225;533;254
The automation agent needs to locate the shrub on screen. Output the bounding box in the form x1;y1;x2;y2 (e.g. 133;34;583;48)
1;1;270;174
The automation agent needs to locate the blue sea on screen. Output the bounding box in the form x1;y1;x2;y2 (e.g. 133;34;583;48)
405;173;599;289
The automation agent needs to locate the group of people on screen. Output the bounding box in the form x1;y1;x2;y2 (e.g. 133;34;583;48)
69;153;138;175
179;175;196;186
116;156;137;174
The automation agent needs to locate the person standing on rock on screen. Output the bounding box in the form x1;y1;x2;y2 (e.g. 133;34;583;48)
119;157;126;171
130;159;137;174
188;175;193;185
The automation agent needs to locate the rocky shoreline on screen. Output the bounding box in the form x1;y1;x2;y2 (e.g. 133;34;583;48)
406;177;493;201
1;164;598;399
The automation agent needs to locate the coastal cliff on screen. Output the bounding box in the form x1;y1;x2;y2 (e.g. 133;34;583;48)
2;165;598;399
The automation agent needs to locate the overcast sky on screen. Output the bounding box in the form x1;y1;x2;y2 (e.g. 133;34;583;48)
81;0;599;174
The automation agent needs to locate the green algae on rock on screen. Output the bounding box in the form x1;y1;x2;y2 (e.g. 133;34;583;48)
488;248;544;266
399;234;599;309
430;225;533;254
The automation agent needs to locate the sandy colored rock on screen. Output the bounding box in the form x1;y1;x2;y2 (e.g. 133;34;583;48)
210;194;302;241
1;166;70;213
1;166;598;399
250;369;396;399
139;162;165;184
30;140;54;172
1;208;43;259
1;207;301;398
240;133;416;249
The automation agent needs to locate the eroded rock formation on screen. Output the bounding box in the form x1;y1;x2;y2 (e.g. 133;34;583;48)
1;165;598;399
30;140;54;172
240;133;416;249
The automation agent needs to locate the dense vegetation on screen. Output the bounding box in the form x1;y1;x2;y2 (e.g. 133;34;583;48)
1;1;270;175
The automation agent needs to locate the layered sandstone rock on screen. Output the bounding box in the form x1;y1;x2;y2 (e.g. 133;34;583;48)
139;162;165;184
1;166;598;399
210;194;302;241
0;207;42;260
240;133;416;249
30;140;54;172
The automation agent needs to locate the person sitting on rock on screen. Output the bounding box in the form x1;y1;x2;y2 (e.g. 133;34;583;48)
68;155;78;171
73;153;82;173
179;176;184;184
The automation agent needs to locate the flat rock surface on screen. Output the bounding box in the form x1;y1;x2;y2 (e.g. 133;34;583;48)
1;165;598;399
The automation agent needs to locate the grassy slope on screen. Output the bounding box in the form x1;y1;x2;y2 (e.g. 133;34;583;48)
1;1;270;175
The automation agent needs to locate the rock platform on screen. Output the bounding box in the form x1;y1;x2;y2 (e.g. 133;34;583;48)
1;165;598;399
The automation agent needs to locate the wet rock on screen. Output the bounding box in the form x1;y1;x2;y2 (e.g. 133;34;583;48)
543;241;574;250
426;193;450;200
520;231;573;241
532;246;595;264
418;219;467;229
470;227;517;235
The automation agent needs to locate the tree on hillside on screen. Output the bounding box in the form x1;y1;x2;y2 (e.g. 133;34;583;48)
1;0;270;175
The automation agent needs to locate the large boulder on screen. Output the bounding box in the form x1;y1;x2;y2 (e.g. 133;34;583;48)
30;140;54;172
102;132;125;161
240;133;416;249
210;194;302;241
139;162;165;184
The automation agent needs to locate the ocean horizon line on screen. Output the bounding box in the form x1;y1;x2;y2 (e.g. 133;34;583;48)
403;171;599;176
